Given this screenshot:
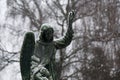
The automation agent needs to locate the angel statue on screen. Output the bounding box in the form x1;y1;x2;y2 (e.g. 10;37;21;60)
20;11;75;80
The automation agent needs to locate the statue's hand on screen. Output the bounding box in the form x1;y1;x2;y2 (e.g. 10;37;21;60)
35;73;49;80
40;67;50;77
68;10;75;23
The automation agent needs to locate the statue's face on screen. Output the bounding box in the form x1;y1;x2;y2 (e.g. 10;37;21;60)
43;28;54;42
40;25;54;42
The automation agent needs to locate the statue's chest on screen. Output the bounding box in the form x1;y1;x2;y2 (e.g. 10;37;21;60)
34;42;56;59
39;44;54;57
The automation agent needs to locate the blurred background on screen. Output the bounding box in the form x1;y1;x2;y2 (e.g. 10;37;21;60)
0;0;120;80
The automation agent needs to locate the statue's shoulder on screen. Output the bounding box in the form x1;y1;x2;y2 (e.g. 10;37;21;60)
36;40;54;46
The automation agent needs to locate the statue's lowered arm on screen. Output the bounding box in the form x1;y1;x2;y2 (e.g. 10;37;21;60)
54;11;75;49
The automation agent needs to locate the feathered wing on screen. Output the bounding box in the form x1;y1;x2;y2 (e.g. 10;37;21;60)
20;32;35;80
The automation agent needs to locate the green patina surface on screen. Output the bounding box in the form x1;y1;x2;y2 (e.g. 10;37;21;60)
20;11;75;80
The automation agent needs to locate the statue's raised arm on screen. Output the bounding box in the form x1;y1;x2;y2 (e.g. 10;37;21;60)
54;11;75;49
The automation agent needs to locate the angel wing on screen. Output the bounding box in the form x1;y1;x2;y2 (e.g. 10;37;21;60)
20;32;35;80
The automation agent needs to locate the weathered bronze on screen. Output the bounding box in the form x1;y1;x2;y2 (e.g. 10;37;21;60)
20;11;75;80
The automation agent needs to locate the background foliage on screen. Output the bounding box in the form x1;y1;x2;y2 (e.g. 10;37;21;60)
0;0;120;80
